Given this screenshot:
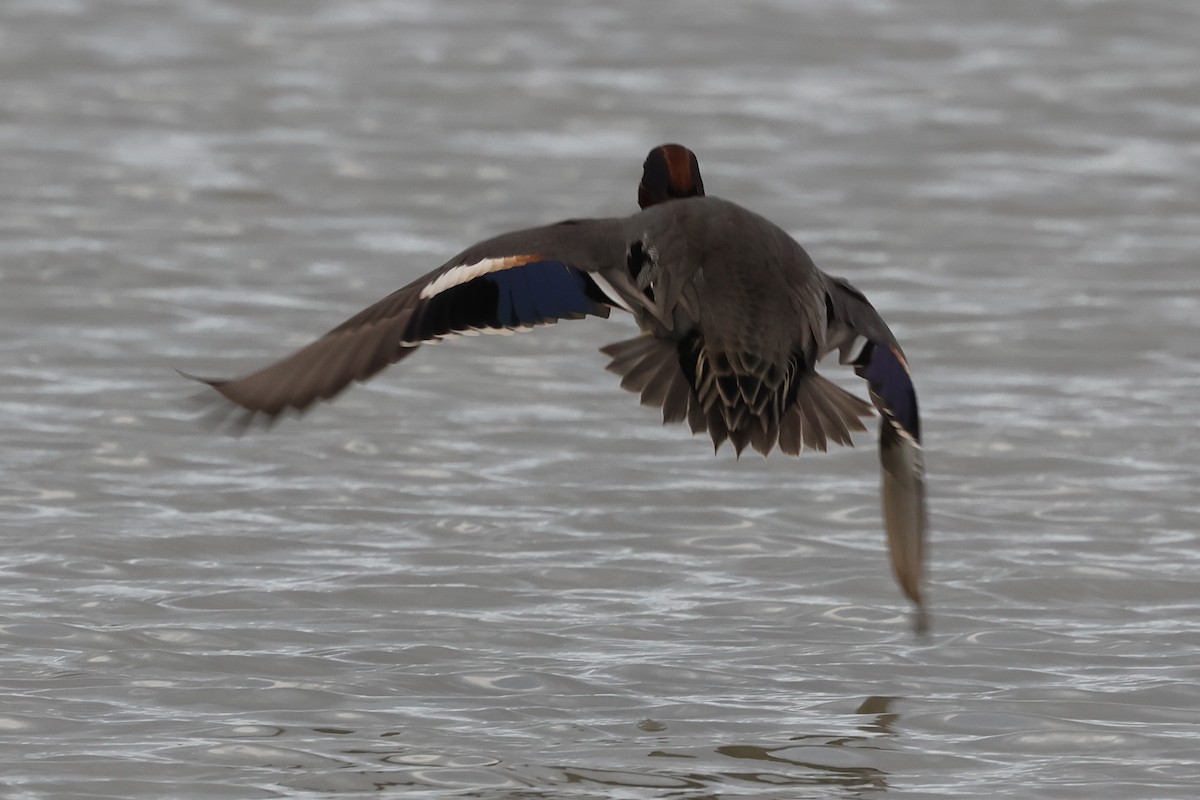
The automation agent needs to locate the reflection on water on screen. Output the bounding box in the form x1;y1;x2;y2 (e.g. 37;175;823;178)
192;700;912;794
217;715;899;796
855;696;900;737
715;740;887;792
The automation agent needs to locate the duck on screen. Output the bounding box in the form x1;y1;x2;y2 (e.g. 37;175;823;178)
192;144;928;628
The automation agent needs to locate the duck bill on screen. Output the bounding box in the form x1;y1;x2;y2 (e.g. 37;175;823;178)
879;424;927;624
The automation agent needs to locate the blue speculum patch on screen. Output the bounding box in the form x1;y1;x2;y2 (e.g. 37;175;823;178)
489;260;601;327
859;343;920;441
412;259;603;339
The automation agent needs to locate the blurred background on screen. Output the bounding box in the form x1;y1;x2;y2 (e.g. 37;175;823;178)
2;0;1198;797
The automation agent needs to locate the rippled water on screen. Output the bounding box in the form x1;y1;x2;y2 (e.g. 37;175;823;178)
3;0;1199;797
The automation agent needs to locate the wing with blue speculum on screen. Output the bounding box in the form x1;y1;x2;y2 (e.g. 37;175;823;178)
825;277;927;627
855;339;920;444
409;254;610;340
191;219;629;423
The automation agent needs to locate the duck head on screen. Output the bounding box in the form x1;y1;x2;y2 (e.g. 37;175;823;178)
639;144;706;209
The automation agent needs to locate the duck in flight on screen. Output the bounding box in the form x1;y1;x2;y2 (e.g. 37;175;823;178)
192;144;928;627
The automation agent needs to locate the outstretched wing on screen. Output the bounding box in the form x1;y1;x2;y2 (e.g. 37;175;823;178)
192;218;634;422
825;277;927;621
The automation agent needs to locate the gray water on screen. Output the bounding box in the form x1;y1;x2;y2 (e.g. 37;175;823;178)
2;1;1199;797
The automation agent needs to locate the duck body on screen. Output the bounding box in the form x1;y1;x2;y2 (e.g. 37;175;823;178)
194;147;926;621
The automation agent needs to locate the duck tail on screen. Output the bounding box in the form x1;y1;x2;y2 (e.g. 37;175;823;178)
778;373;874;457
600;334;698;428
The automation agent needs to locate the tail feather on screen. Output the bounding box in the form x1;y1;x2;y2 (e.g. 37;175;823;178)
811;384;853;447
638;359;676;409
778;407;802;457
603;335;659;379
604;334;874;458
704;403;730;451
686;392;708;434
749;414;779;456
728;420;754;455
660;368;693;425
601;335;699;430
824;381;872;436
795;390;828;452
781;374;874;456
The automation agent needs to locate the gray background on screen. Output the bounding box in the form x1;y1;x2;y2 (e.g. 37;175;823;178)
2;0;1198;797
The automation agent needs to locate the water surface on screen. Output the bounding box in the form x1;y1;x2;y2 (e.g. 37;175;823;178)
2;0;1198;797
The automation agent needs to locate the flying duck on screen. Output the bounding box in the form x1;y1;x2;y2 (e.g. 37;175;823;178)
192;144;928;627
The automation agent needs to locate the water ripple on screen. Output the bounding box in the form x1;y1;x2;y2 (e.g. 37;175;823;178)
3;0;1200;797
